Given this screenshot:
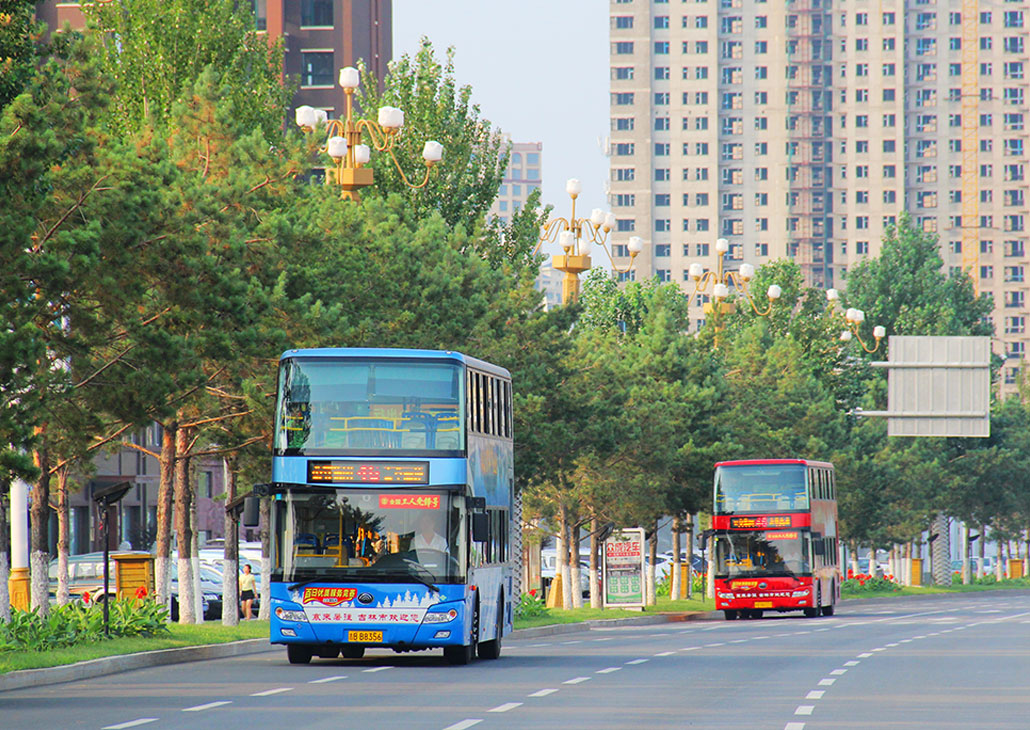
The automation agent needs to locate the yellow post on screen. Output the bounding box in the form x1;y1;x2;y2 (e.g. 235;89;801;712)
545;574;564;609
910;557;922;586
1007;559;1023;579
8;568;29;610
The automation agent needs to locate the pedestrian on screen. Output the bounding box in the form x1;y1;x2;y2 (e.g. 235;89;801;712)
240;563;256;620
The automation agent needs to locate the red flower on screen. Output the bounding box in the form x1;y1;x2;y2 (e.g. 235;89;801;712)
82;590;91;605
135;585;148;599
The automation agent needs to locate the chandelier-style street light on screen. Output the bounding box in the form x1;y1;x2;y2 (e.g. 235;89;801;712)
294;67;443;201
538;178;645;305
826;289;886;352
687;238;782;323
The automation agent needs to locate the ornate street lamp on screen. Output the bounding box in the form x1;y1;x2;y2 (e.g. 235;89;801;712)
687;238;782;325
826;289;886;352
538;178;645;305
294;67;444;201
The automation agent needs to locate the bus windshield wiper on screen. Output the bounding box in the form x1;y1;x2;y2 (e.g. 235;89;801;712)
401;559;440;593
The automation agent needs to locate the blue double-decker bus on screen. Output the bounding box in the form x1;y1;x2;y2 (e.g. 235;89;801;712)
266;348;514;665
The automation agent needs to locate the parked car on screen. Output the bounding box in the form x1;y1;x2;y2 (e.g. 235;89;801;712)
541;549;594;596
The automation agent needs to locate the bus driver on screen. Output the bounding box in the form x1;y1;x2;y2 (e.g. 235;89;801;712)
412;512;447;552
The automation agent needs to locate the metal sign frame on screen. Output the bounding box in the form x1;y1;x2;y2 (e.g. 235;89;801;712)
602;528;647;609
858;336;990;437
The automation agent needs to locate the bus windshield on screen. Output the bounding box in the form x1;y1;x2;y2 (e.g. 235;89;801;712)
714;464;808;513
272;489;465;584
714;530;811;578
275;358;465;455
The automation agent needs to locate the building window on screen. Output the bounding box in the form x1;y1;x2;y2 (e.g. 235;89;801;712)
301;51;334;87
301;0;333;26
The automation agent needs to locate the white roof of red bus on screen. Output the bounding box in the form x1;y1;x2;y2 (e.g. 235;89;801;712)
714;459;834;468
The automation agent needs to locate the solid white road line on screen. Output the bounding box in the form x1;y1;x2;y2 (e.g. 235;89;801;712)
309;675;348;683
183;701;232;711
564;677;591;685
442;720;482;730
488;703;523;713
103;721;158;730
251;687;293;697
528;688;559;697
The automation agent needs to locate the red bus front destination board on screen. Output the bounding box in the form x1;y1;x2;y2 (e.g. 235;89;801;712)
307;461;429;484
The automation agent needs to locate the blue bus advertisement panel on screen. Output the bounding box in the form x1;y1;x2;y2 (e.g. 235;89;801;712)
267;349;514;665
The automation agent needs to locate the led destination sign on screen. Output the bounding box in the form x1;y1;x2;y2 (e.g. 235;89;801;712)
728;515;792;529
307;461;429;484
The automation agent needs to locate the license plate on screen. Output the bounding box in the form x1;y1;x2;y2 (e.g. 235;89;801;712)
348;631;382;642
754;601;773;608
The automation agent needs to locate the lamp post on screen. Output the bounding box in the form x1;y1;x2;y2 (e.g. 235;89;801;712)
294;67;444;202
825;289;886;352
538;178;645;305
687;237;783;339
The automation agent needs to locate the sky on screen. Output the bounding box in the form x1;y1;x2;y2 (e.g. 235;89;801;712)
393;1;609;254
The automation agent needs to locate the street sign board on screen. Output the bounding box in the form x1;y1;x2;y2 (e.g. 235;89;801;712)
603;528;646;609
862;336;991;437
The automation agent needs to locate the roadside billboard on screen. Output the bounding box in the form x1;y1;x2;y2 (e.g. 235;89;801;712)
603;528;646;609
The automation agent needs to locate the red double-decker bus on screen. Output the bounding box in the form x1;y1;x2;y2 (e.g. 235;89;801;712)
712;459;840;620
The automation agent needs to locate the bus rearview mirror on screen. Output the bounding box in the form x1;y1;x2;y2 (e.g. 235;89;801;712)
242;497;261;527
472;512;489;543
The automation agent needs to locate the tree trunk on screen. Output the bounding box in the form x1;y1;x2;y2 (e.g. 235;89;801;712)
174;425;196;623
671;515;682;601
155;421;177;611
646;520;657;606
0;481;10;622
996;538;1004;581
589;516;601;609
962;524;971;585
931;513;950;587
188;451;202;621
55;467;70;606
978;524;987;579
29;437;50;614
568;520;585;605
222;457;239;626
1023;529;1029;579
684;516;694;600
557;504;572;610
258;495;271;620
849;538;860;577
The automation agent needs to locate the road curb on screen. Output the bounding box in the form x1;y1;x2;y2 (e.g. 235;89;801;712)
0;638;273;692
0;611;715;692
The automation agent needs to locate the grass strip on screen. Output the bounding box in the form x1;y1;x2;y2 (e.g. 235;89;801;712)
0;621;269;674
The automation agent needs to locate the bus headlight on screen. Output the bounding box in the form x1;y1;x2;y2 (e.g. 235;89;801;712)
717;592;735;600
423;609;458;623
791;589;811;598
275;607;308;622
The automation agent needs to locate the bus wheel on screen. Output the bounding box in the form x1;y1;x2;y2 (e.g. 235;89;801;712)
477;596;504;660
341;645;365;659
804;585;821;618
444;604;478;665
821;585;835;616
749;610;763;620
287;644;312;665
724;610;739;620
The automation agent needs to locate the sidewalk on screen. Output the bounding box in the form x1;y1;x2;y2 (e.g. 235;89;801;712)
0;611;713;692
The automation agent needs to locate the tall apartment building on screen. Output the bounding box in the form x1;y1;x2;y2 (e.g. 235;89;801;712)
490;141;544;225
608;0;1029;386
34;0;391;122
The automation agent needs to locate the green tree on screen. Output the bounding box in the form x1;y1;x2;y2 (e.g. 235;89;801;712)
81;0;292;139
0;0;39;107
355;39;509;231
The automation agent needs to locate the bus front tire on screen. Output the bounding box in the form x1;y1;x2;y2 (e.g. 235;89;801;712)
724;610;738;620
444;604;478;665
287;644;312;665
341;645;365;659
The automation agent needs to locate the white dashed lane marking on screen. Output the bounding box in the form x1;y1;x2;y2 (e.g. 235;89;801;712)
102;721;158;730
250;687;293;697
795;705;815;715
596;667;621;674
806;690;825;700
442;720;482;730
528;688;558;697
564;677;591;685
488;703;523;713
309;675;347;684
183;701;232;711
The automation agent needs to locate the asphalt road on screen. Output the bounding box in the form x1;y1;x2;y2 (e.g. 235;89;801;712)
3;591;1029;729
